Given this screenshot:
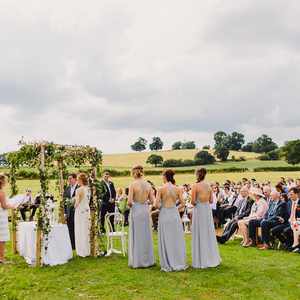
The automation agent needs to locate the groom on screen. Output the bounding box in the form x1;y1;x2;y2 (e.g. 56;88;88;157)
97;171;116;233
64;173;79;250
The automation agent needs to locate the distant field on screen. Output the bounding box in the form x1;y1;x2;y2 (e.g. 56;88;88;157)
102;149;259;169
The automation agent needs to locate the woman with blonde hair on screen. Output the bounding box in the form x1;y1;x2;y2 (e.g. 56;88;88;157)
128;165;155;268
0;174;16;263
74;173;91;257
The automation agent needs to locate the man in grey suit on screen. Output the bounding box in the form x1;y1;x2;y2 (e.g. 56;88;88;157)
64;174;79;250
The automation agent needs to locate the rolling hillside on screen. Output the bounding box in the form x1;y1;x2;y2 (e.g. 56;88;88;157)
103;149;259;169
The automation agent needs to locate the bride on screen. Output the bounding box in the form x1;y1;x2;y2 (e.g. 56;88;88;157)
74;173;91;257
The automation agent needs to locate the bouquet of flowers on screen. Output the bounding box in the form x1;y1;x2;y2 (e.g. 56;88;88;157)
65;197;75;208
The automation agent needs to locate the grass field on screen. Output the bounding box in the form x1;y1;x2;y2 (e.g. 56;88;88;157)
2;234;300;300
102;149;260;169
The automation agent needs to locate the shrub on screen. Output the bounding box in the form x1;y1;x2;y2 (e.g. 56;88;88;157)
254;166;300;172
259;150;280;161
194;151;215;165
146;154;164;167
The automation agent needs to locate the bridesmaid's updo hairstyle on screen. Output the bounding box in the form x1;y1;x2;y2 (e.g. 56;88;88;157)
132;165;144;178
0;173;7;189
77;173;88;186
196;168;207;183
163;169;176;184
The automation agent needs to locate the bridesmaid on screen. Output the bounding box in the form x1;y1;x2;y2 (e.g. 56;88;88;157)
155;169;188;272
128;165;155;268
0;174;16;264
74;173;91;257
191;168;221;269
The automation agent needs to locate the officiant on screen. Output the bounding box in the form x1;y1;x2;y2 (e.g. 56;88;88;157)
64;174;79;250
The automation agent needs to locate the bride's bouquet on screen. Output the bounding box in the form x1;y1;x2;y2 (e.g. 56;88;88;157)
65;197;75;208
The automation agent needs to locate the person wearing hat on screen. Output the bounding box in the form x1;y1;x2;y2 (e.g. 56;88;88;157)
237;188;268;247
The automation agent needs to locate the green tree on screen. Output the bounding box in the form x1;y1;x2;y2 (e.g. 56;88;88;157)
283;140;300;165
182;141;196;149
149;137;164;151
228;132;245;151
146;154;164;167
252;134;278;153
194;150;215;165
202;145;211;150
259;150;280;161
172;141;182;150
214;144;230;161
242;142;254;152
214;131;228;146
131;137;147;152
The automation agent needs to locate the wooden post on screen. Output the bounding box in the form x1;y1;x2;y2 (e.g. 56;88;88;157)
11;210;18;254
36;144;45;267
58;160;66;224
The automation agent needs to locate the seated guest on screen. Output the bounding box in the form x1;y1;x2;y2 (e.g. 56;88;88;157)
216;186;253;244
248;191;289;249
288;187;300;252
270;193;293;249
246;189;276;246
262;186;272;205
217;185;239;225
18;189;33;221
238;188;268;247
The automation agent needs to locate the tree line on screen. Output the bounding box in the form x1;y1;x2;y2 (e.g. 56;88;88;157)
129;132;300;168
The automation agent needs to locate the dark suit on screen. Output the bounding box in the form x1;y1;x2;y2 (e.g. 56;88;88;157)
96;180;116;232
248;200;288;243
260;200;289;244
217;197;253;244
63;184;79;250
270;199;295;248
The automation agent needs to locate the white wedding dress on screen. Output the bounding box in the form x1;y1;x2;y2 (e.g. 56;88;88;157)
74;186;91;257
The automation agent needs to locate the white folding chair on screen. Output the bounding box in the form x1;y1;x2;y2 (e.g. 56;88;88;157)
105;213;127;257
182;208;191;234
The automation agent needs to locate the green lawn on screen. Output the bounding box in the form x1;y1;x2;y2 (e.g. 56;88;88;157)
1;234;300;300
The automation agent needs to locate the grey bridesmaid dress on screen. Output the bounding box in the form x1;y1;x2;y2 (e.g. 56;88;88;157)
192;200;221;269
128;202;155;268
158;204;188;272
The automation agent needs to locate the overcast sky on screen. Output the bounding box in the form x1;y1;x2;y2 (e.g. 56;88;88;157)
1;0;299;154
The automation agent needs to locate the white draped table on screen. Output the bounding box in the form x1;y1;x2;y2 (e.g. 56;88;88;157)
17;222;73;266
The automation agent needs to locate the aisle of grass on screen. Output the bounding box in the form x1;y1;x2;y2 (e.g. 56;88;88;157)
1;234;300;300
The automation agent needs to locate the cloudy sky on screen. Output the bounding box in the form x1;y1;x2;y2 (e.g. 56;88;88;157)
1;0;299;154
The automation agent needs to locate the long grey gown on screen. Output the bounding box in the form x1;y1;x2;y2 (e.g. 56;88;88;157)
128;202;155;268
158;204;188;272
192;200;221;269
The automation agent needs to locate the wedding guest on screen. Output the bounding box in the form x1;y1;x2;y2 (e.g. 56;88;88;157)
237;188;268;247
74;173;91;257
0;174;16;264
98;171;116;233
128;165;155;269
263;186;272;205
216;186;253;244
19;189;33;221
288;187;300;252
247;191;288;248
63;173;79;250
155;169;188;272
259;191;289;250
191;168;221;269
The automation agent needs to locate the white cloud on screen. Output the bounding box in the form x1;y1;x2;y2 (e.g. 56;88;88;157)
0;0;299;153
